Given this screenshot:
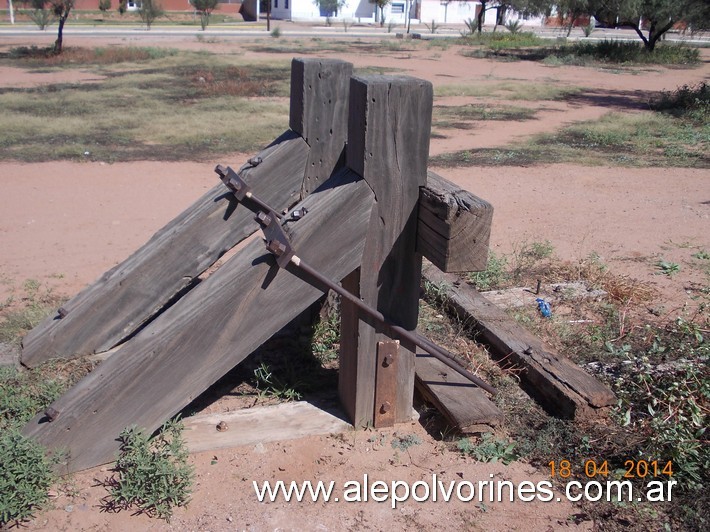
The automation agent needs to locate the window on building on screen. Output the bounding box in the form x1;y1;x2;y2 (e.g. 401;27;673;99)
274;0;278;8
285;0;289;8
391;3;404;14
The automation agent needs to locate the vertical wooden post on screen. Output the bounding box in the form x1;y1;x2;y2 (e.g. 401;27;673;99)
338;75;433;427
290;58;353;198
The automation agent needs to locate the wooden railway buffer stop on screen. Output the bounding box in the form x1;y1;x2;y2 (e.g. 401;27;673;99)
20;59;615;474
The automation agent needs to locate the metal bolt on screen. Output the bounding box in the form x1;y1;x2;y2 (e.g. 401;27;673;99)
267;240;286;256
255;212;272;226
214;164;227;177
380;401;391;414
58;307;68;318
383;354;394;367
248;156;263;167
45;407;60;422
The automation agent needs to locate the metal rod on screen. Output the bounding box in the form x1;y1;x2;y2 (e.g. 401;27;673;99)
292;256;497;395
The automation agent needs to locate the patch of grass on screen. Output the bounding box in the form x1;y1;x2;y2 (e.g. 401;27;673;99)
0;51;292;162
431;110;709;169
458;31;545;50
101;419;193;521
8;46;179;66
311;312;340;365
464;39;701;66
433;103;536;129
0;279;62;346
435;81;580;101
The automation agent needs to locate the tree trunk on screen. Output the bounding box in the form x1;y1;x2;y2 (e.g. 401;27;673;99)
9;0;14;24
54;14;69;54
477;1;486;33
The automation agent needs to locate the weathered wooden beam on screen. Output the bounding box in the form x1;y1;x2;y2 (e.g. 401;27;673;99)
23;170;375;473
183;402;351;454
417;171;493;273
21;58;353;368
339;75;433;427
422;264;616;419
290;58;352;198
415;352;503;433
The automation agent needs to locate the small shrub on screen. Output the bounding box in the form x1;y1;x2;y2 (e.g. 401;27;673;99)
139;0;164;30
102;419;193;520
656;260;681;277
505;20;522;34
99;0;111;12
653;82;709;124
582;21;595;37
28;8;55;30
391;433;422;451
270;26;281;38
424;19;438;34
0;431;55;526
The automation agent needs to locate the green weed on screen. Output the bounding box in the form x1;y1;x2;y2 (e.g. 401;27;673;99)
0;431;56;526
253;362;303;402
102;419;193;520
656;260;681;277
457;433;518;465
391;433;422;451
467;251;509;291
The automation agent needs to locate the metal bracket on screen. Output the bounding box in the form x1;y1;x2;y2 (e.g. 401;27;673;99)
374;340;399;428
215;165;251;202
256;211;295;269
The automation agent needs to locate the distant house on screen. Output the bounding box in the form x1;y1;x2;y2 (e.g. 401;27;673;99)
268;0;545;26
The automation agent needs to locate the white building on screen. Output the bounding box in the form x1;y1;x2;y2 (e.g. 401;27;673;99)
268;0;545;26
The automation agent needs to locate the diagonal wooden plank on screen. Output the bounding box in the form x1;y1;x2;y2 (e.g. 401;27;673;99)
23;169;375;473
22;58;354;368
22;133;308;366
422;264;616;419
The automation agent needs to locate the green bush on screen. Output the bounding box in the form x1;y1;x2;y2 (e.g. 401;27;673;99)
653;82;709;124
459;31;545;50
0;431;55;526
567;40;700;65
102;419;193;520
458;433;518;465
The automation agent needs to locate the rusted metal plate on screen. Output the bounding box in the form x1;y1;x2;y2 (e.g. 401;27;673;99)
374;340;399;428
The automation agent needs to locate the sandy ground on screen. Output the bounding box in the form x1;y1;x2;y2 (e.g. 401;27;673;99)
0;34;708;530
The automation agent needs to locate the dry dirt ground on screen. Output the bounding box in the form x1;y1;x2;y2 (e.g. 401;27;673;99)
0;32;708;530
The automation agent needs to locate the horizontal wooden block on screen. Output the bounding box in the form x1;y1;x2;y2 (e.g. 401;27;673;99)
417;171;493;273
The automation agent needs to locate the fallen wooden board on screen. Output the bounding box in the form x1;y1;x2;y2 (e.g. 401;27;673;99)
23;169;375;473
183;402;351;454
417;171;493;273
422;264;616;419
415;352;503;433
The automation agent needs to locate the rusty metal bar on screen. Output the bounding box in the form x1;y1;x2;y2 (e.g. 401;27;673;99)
293;257;497;395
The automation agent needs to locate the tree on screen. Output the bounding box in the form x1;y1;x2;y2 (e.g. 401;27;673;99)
556;0;589;36
313;0;345;18
139;0;164;29
589;0;710;51
191;0;218;30
374;0;390;26
99;0;111;12
22;0;74;52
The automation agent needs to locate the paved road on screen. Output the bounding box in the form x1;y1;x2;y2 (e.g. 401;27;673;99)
0;22;708;44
